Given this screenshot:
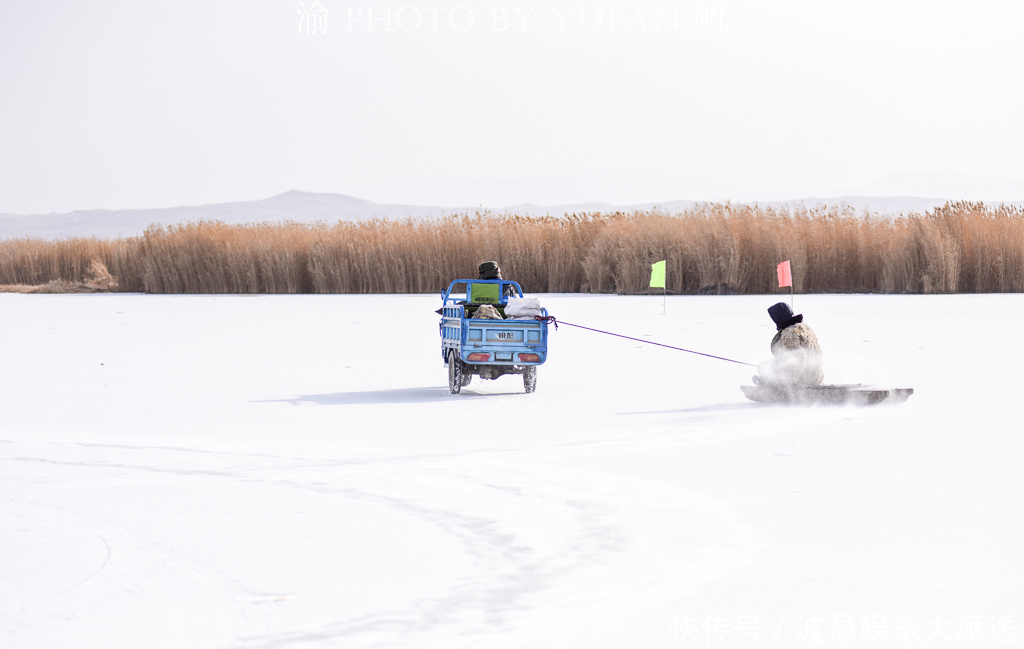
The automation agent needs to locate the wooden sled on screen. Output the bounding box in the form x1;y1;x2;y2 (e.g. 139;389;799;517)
740;383;914;406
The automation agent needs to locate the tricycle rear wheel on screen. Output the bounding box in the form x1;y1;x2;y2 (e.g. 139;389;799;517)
448;351;463;394
523;366;537;393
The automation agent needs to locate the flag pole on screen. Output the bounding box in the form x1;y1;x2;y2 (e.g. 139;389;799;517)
788;262;794;310
650;259;667;315
777;260;793;308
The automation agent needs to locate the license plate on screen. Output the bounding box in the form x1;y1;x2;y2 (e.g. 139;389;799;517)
487;330;522;342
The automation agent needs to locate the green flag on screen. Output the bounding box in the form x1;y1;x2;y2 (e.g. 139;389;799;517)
650;260;666;288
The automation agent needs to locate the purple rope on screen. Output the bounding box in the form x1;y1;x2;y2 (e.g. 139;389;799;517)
534;316;756;367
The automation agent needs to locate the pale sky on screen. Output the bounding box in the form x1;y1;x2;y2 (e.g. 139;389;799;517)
1;0;1023;214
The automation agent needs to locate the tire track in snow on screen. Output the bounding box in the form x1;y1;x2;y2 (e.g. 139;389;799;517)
221;462;756;648
3;406;788;649
0;502;252;649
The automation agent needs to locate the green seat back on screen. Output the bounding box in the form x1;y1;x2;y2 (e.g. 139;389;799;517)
469;282;500;304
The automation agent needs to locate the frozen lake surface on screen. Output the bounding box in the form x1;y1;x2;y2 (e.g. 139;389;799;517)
1;293;1020;648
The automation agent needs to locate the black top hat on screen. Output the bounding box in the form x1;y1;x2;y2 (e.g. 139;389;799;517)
478;261;502;280
768;302;803;330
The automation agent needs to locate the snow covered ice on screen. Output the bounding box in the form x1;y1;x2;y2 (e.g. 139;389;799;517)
1;293;1021;648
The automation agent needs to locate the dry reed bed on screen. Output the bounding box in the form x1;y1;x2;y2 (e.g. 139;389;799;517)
1;202;1022;295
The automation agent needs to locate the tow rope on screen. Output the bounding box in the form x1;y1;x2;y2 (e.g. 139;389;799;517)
533;315;756;367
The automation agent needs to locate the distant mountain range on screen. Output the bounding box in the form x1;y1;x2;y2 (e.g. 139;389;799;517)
0;190;1015;240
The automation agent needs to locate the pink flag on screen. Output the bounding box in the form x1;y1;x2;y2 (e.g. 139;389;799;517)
777;260;792;288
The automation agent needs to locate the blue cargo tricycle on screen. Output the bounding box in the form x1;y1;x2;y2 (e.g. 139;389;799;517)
440;279;550;394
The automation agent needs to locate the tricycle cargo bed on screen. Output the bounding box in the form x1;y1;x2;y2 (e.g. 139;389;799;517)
441;315;547;365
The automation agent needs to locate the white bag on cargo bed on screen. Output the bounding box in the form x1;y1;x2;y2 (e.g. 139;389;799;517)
505;297;542;317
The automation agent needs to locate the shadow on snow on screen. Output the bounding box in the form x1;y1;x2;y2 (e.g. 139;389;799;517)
254;386;522;406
